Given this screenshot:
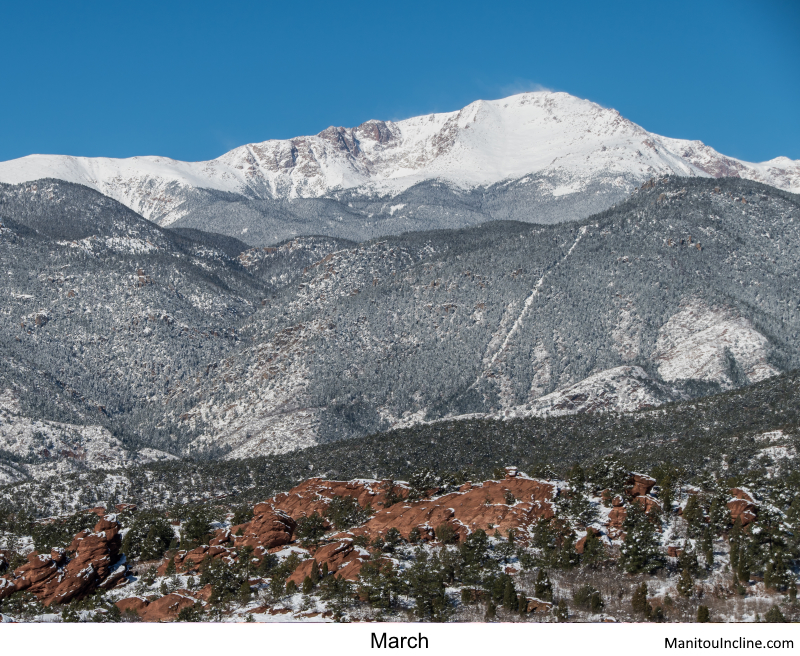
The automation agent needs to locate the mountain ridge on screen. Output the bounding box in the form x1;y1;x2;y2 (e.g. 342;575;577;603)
1;92;798;245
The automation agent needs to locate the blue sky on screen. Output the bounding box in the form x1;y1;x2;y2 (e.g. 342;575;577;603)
2;0;798;163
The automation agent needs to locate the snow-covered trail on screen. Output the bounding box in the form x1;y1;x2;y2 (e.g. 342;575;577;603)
473;224;591;386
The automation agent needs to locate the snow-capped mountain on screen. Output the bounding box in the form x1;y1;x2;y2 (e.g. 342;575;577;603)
0;92;797;245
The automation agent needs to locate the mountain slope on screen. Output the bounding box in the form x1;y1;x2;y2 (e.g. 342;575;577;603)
1;92;798;244
1;176;798;464
164;176;800;457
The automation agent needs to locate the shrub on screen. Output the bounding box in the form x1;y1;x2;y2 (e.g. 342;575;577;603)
327;495;371;530
765;605;787;623
573;585;603;612
435;523;457;544
295;512;328;546
122;511;176;561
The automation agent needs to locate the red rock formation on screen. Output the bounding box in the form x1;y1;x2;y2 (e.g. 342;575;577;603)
526;598;553;613
728;488;757;526
232;506;296;552
0;515;125;606
269;478;409;520
115;596;149;616
287;558;319;585
633;495;662;514
607;506;627;530
349;478;555;542
628;474;656;497
139;592;198;622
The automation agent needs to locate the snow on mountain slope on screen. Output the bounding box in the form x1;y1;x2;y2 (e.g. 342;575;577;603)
0;388;176;481
1;92;797;229
652;299;780;388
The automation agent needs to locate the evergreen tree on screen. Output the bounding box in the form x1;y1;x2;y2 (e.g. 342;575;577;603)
765;605;787;623
682;495;704;538
631;582;649;615
581;529;604;564
502;577;517;611
620;503;662;574
697;605;710;623
700;528;714;568
677;568;694;598
534;569;553;601
678;542;699;576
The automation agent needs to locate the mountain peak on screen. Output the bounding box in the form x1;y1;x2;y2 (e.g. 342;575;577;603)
0;92;797;235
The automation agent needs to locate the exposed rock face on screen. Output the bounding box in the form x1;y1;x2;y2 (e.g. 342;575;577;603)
232;506;296;551
270;478;409;520
526;598;553;614
653;300;779;388
0;515;125;606
115;596;149;616
351;477;555;541
728;488;757;526
138;592;198;622
628;474;656;497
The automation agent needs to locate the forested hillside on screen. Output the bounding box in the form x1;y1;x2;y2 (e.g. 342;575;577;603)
1;176;799;465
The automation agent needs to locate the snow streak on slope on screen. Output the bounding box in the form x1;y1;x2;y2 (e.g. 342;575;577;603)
488;225;589;368
0;92;798;228
473;225;591;399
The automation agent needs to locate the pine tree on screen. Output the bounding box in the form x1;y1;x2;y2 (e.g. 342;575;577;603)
677;568;694;598
765;605;787;623
737;543;752;584
555;599;569;622
682;495;704;538
697;605;710;623
238;579;252;602
485;600;496;620
631;582;649;615
620;503;662;574
535;569;553;601
503;577;517;611
582;529;604;564
678;542;699;576
700;528;714;568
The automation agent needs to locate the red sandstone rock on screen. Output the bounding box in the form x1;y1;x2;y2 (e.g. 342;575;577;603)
349;478;555;542
0;516;125;606
629;474;657;497
728;489;757;526
288;558;319;585
608;506;627;530
233;507;296;553
268;478;409;520
139;592;198;622
526;598;553;613
633;495;662;514
115;596;149;616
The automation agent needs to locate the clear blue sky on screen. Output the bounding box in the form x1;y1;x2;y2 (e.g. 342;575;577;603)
2;0;798;163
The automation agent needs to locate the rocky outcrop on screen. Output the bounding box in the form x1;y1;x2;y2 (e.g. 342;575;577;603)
628;474;656;497
138;592;198;622
349;476;555;542
0;515;125;606
269;478;409;520
728;488;757;527
232;506;296;551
